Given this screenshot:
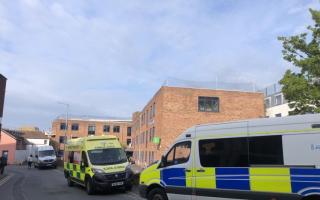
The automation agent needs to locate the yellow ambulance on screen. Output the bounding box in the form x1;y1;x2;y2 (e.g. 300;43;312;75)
64;135;133;194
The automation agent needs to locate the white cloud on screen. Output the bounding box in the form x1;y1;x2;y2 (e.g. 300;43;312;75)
0;0;319;129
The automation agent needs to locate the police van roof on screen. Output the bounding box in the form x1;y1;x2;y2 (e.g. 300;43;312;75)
177;114;320;141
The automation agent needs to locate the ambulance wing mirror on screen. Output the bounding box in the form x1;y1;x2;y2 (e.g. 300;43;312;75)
129;157;135;165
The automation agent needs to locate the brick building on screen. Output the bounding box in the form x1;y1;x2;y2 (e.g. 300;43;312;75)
131;86;265;166
51;116;132;155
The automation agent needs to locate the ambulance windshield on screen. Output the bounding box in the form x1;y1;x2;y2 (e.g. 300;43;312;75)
88;148;127;165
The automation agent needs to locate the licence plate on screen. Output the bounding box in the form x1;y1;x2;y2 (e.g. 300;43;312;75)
111;181;124;186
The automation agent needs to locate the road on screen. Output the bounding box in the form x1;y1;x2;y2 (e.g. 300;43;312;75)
0;165;143;200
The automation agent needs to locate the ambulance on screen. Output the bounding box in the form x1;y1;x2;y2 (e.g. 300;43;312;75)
139;114;320;200
64;135;133;194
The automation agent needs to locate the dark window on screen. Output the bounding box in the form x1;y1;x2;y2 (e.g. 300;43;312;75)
88;125;96;135
248;136;283;165
60;123;67;130
198;96;219;112
275;113;282;117
113;126;120;133
199;138;248;167
103;125;110;133
59;136;66;143
127;127;131;136
127;139;131;146
163;141;191;167
71;123;79;131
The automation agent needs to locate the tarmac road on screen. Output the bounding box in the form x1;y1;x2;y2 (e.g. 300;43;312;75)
0;165;143;200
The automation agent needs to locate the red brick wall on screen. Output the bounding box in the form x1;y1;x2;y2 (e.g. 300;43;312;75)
132;86;264;166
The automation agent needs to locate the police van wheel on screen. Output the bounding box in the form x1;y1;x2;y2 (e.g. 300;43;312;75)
67;176;74;187
85;178;95;195
302;196;320;200
147;188;168;200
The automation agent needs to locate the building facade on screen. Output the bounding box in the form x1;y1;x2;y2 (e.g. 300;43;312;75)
0;129;49;164
0;74;7;133
51;117;132;155
131;86;265;166
262;84;292;117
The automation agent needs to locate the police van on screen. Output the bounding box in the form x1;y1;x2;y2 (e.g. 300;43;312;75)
139;114;320;200
64;135;133;194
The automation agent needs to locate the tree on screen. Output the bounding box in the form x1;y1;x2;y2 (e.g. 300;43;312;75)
278;8;320;115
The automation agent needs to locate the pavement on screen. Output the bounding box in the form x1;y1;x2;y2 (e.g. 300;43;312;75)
0;165;144;200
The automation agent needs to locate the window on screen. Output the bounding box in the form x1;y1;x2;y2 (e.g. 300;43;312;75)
127;127;132;137
59;136;66;143
248;136;283;165
71;123;79;131
146;110;148;125
103;125;110;133
153;102;156;117
88;125;96;135
199;138;248;167
44;140;47;144
275;113;282;117
163;141;191;167
60;123;67;130
127;139;131;146
198;96;219;112
275;94;282;105
113;126;120;133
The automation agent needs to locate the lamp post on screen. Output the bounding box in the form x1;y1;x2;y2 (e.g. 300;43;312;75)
58;102;69;160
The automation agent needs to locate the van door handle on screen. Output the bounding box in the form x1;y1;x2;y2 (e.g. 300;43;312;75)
185;169;191;173
197;169;205;173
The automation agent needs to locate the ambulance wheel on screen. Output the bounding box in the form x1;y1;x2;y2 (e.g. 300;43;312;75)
85;178;95;195
147;188;168;200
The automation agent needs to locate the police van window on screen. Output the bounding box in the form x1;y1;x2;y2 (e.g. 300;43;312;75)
164;141;191;167
199;138;249;167
165;147;175;166
174;142;191;165
248;135;284;165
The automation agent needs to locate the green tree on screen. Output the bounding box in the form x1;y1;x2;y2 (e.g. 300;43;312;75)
278;8;320;115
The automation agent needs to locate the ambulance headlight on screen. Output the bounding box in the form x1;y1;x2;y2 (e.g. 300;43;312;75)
92;168;104;174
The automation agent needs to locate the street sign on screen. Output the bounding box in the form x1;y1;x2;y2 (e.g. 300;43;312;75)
152;137;160;144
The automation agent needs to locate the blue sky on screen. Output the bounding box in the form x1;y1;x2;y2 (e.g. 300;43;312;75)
0;0;319;130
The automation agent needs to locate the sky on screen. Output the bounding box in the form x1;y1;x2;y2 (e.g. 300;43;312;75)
0;0;319;130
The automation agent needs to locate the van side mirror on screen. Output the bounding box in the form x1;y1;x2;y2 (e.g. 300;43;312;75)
80;161;85;168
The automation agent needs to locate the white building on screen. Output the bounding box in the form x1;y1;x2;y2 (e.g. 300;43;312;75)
261;84;292;118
